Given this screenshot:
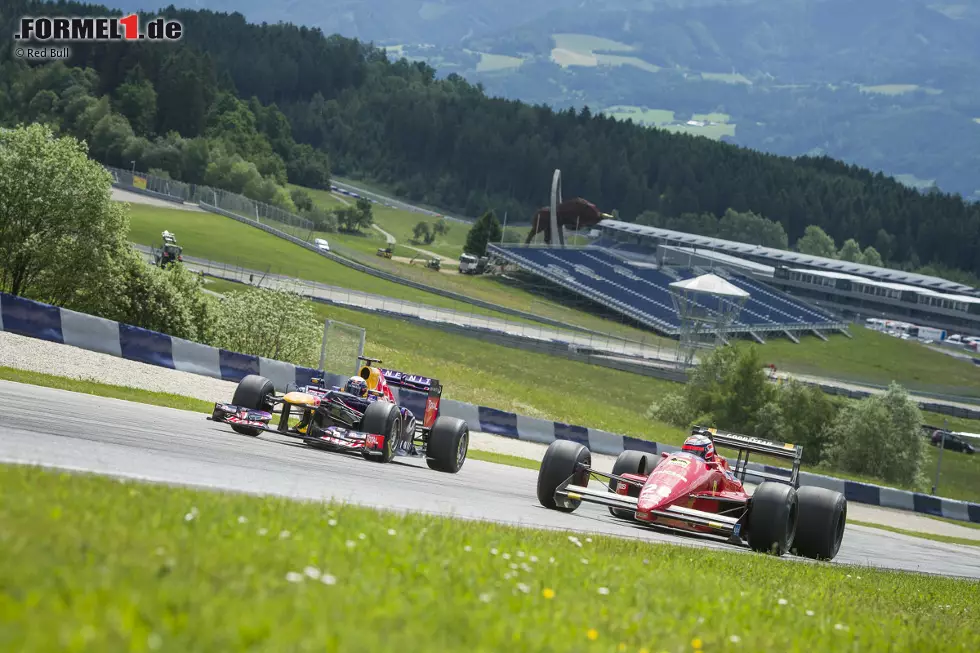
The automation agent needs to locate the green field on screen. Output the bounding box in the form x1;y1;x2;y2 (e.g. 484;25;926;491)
122;203;530;324
2;464;977;652
594;54;661;73
474;52;525;73
746;326;980;399
602;106;676;125
692;112;732;123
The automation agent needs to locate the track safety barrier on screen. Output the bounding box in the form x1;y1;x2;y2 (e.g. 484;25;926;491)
1;291;977;525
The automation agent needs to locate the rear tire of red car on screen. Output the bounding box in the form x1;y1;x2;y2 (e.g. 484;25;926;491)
230;374;275;437
361;401;400;464
537;440;591;512
425;417;469;473
746;482;798;556
791;487;847;560
608;450;651;519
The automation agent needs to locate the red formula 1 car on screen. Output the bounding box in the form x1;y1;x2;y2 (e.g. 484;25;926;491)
536;426;847;560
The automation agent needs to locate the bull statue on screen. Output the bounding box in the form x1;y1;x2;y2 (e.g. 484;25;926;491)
525;197;613;245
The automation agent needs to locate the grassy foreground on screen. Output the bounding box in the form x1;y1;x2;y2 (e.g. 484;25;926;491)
2;464;977;653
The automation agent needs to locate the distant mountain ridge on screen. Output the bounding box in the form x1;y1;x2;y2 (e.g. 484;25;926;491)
99;0;980;198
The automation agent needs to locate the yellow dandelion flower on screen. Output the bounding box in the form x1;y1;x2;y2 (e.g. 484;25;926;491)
542;588;556;599
692;638;703;649
587;629;598;641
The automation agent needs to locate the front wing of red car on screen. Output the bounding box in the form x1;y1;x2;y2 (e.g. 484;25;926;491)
557;475;743;538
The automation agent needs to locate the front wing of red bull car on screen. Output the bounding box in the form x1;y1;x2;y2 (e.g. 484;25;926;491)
208;364;470;473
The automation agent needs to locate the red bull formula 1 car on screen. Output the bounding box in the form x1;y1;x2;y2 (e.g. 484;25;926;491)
536;426;847;560
207;357;469;473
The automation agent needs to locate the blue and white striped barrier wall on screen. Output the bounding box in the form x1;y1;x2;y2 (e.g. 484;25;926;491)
2;291;978;525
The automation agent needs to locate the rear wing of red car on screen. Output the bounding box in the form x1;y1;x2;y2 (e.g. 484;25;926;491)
691;426;803;488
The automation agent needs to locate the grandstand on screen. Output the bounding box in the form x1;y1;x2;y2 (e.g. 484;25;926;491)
592;221;980;337
489;243;848;344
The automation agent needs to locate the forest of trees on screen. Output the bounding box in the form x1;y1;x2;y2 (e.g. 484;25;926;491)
2;1;979;283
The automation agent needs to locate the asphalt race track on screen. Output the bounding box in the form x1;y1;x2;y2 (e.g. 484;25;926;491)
2;381;978;579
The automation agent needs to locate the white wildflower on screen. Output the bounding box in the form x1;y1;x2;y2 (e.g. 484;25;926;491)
237;516;248;524
598;587;610;595
303;566;321;580
516;583;530;594
279;530;291;539
777;598;788;606
327;519;337;527
464;545;472;552
387;529;397;536
321;574;337;586
285;571;303;583
479;593;492;603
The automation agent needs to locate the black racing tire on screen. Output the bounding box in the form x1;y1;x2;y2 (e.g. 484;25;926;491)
792;487;847;561
229;375;275;436
536;440;591;512
608;450;653;519
360;401;400;464
425;416;469;473
746;482;798;556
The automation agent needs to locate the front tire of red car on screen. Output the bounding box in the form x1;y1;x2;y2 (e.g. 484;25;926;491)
537;440;591;512
746;482;798;556
608;450;651;519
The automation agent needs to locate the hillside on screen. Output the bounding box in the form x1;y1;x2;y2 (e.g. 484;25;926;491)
4;0;980;283
101;0;980;200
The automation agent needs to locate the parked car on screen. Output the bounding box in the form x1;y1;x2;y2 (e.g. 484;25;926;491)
930;430;976;454
314;238;330;252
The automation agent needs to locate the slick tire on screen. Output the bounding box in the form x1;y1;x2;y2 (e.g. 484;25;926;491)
360;401;400;464
746;482;798;556
230;374;275;436
537;440;591;512
791;487;847;561
425;416;469;474
608;450;652;519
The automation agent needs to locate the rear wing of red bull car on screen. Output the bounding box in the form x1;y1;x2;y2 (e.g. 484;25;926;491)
691;426;803;488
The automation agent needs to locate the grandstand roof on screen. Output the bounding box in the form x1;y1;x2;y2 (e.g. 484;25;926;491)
669;273;750;298
599;220;977;296
660;245;775;274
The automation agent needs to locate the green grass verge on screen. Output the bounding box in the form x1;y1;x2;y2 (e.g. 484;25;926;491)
4;464;978;652
747;326;980;399
468;450;540;471
0;366;213;413
927;514;980;531
850;520;980;547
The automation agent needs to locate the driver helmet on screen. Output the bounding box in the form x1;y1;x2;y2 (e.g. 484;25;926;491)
344;375;368;397
681;433;715;461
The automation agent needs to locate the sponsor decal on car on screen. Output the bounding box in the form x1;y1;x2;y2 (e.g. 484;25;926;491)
365;433;384;450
